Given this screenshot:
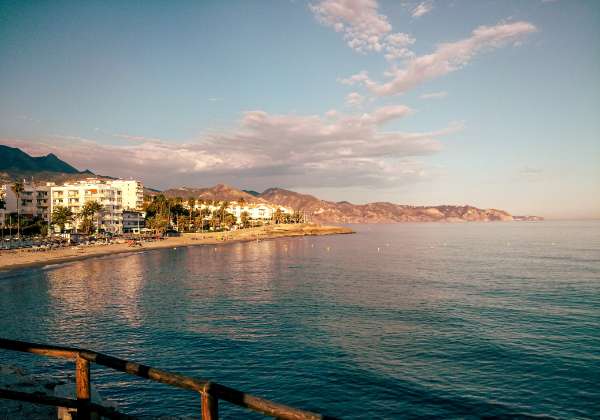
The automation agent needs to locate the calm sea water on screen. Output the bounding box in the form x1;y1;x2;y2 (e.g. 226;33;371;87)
1;221;599;419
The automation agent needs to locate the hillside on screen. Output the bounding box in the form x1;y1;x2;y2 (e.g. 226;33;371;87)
160;184;267;203
150;185;524;223
260;188;515;223
0;145;95;183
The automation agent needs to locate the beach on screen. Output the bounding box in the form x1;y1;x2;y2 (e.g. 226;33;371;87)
0;223;353;271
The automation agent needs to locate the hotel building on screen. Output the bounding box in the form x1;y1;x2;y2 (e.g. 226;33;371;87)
1;182;52;222
50;179;123;234
108;179;144;210
187;201;294;225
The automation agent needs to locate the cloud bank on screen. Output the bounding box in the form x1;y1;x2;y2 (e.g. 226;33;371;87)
4;106;461;189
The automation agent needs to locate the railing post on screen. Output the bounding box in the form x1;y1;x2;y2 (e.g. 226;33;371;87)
201;382;218;420
76;354;91;420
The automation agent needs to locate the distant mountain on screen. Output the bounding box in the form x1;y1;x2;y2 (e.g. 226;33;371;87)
242;189;261;197
161;184;267;203
152;185;532;223
0;145;94;183
1;145;539;223
259;187;516;223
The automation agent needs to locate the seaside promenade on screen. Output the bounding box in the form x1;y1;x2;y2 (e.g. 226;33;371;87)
0;224;353;271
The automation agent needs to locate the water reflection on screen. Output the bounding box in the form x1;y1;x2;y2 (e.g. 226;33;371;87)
0;222;599;419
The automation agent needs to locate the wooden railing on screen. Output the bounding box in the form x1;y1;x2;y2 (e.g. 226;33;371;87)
0;338;337;420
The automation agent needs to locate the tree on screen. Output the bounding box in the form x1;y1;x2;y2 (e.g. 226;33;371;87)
147;214;169;234
81;201;103;234
239;197;246;207
274;208;284;224
187;197;196;232
223;212;236;228
219;201;230;225
240;211;250;228
288;210;302;224
210;210;220;230
11;182;24;237
144;194;166;219
51;206;73;233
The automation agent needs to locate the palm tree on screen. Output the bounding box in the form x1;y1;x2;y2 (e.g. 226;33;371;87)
81;201;103;234
11;182;24;237
220;201;230;225
274;208;284;224
51;206;73;233
187;197;196;232
240;211;250;228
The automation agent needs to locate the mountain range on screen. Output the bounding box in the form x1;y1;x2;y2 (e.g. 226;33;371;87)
1;145;541;223
159;185;521;223
0;145;95;183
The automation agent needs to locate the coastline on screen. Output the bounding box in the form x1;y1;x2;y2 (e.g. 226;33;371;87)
0;224;353;272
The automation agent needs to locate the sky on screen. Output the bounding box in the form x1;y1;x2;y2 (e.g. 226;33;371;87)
0;0;599;218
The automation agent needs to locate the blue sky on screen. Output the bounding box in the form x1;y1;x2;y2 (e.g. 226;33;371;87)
0;0;598;218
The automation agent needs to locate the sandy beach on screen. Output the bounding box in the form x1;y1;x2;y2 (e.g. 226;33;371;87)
0;224;353;272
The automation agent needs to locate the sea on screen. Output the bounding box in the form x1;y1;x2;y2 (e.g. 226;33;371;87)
1;221;599;419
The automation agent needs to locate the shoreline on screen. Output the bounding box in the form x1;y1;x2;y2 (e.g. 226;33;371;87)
0;224;354;272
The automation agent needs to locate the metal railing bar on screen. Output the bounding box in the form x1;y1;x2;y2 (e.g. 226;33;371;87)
0;337;79;360
0;388;135;420
0;338;337;419
79;350;209;392
210;382;333;420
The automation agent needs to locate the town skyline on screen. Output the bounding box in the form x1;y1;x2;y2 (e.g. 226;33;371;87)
1;1;599;219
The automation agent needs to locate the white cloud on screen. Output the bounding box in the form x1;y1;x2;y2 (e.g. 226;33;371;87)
310;0;415;60
420;91;448;99
345;91;364;107
412;1;433;18
2;106;461;189
345;21;537;96
384;32;416;61
338;70;371;85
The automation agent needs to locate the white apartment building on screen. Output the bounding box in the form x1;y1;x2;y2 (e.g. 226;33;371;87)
50;179;123;234
227;203;292;223
1;182;52;222
122;210;145;233
108;179;144;210
188;201;293;224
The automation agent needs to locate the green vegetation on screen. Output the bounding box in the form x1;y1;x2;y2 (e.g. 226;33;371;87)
51;205;73;233
11;181;24;237
141;193;304;234
80;201;103;234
